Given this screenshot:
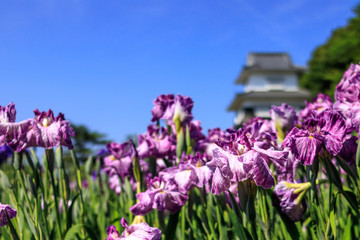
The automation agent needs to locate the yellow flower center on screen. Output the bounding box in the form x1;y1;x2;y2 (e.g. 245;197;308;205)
42;118;49;127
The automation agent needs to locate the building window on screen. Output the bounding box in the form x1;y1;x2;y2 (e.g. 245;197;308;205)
267;76;284;84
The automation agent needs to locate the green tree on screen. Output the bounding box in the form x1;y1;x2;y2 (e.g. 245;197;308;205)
70;123;111;162
300;3;360;98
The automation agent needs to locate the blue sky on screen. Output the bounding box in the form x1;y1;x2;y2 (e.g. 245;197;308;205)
1;0;359;143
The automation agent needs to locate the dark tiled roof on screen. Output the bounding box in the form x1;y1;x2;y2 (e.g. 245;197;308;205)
227;89;310;111
247;53;293;70
235;52;306;84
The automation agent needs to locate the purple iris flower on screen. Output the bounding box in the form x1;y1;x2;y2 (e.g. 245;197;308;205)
106;218;161;240
0;103;32;149
337;136;358;166
274;181;307;222
195;128;230;159
282;110;347;165
96;148;110;157
242;118;277;149
0;203;17;227
334;62;360;132
0;104;74;152
159;165;198;194
275;148;299;183
0;103;16;123
207;129;287;195
103;142;134;177
108;175;122;195
270;104;298;139
186;153;213;191
162;95;194;129
130;177;188;215
299;93;333;122
21;109;75;151
335;62;360;103
0;145;12;164
151;94;174;122
137;125;176;160
9;109;75;152
159;153;212;193
189;120;206;142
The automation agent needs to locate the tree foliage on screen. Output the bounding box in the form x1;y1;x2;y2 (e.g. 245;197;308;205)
300;4;360;98
70;123;111;162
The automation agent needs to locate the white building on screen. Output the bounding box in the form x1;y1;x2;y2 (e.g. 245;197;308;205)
228;53;310;126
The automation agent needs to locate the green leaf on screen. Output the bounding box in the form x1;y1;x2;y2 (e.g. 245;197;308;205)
227;191;241;221
343;215;352;239
329;210;336;238
13;152;23;170
164;211;180;240
226;206;249;240
66;193;80;230
36;194;49;237
20;204;38;237
55;146;63;168
237;181;248;212
64;224;99;240
85;155;93;174
1;228;13;240
28;175;38;198
185;124;191;147
271;191;300;240
205;202;217;239
176;129;185;159
341;191;359;215
336;156;358;182
246;189;256;222
216;204;228;240
5;209;20;240
0;169;13;189
24;151;36;172
356;140;360;169
322;158;343;190
45;149;55;172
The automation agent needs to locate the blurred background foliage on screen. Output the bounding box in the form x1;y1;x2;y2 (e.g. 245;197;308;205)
300;3;360;98
70;124;111;162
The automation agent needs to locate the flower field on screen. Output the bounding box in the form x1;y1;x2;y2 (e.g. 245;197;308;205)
1;63;360;239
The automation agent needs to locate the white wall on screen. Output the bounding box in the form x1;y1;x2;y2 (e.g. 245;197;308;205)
244;73;299;92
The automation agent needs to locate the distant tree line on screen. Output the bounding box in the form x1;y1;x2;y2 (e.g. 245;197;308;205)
300;3;360;98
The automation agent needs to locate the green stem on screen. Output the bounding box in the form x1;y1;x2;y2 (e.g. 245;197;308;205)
45;150;62;239
56;147;68;232
157;210;165;230
69;150;85;237
16;170;32;211
181;207;186;240
251;220;258;240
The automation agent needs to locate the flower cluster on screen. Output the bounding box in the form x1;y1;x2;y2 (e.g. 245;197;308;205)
101;63;360;226
207;123;287;194
0;103;74;152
